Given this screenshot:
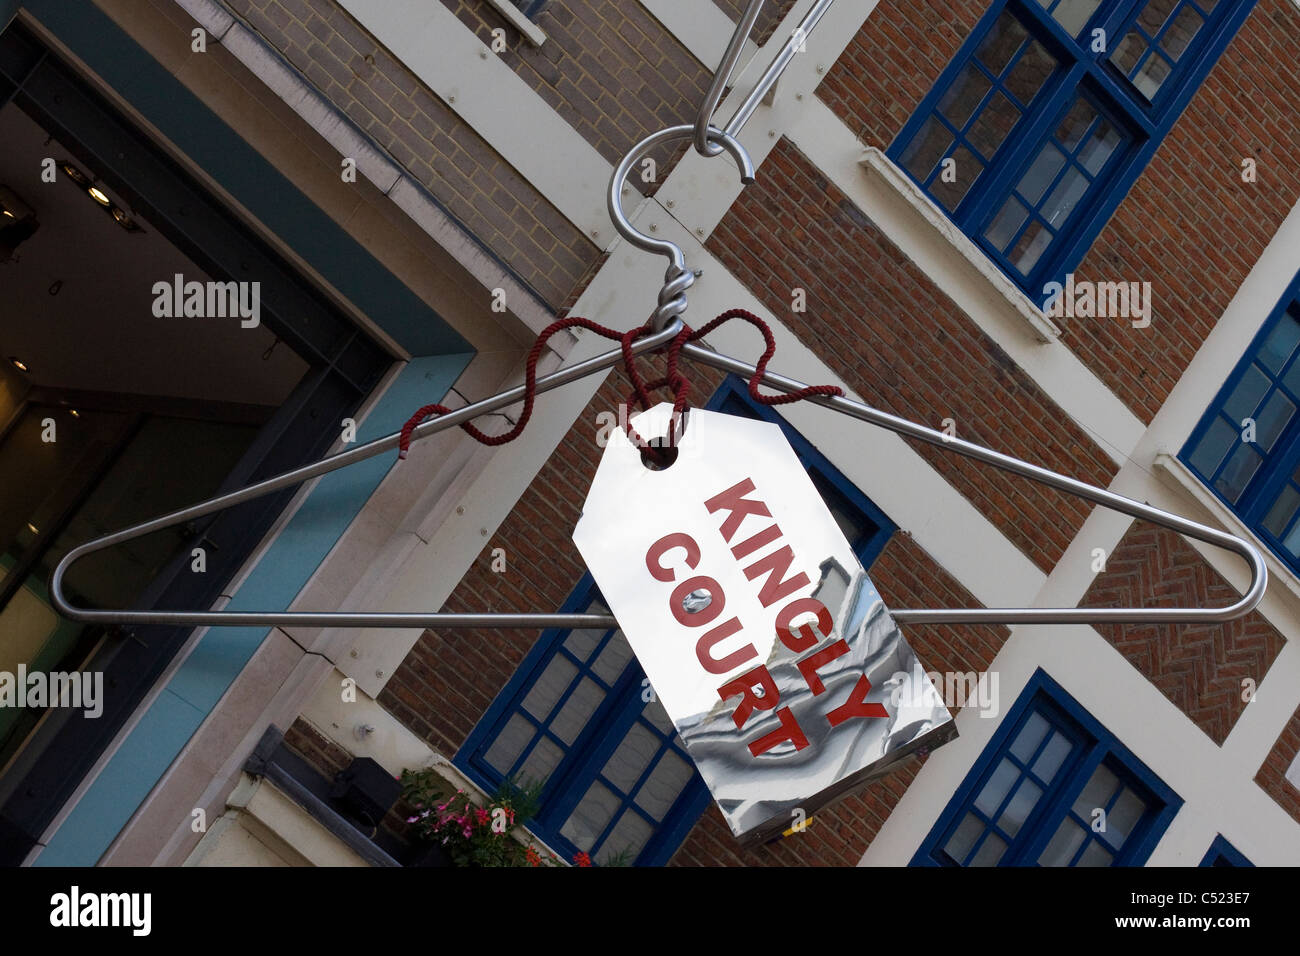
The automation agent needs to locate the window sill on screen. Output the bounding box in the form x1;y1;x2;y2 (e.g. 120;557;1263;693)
485;0;547;47
857;147;1061;345
1151;451;1300;619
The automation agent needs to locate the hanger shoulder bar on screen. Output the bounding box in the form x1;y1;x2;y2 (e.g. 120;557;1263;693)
48;327;1266;630
679;341;1268;625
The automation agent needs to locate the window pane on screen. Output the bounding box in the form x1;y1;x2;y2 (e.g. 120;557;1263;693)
1138;0;1179;36
985;196;1029;251
1223;365;1270;423
1009;220;1052;275
975;758;1020;817
644;695;676;735
1003;42;1057;106
1283;518;1300;558
976;11;1030;75
997;778;1043;837
1214;444;1262;503
1077;840;1114;866
563;627;606;662
1010;712;1050;763
930;147;983;211
944;813;985;863
900;116;954;183
591;630;635;685
1078;120;1122;175
483;713;537;775
1050;0;1102;35
1018;144;1067;205
1111;31;1146;74
1255;390;1295;452
550;677;605;744
1261;313;1300;375
1187;417;1237;478
521;655;578;721
560;781;621;851
598;809;653;864
1057;99;1098;151
1161;6;1203;61
1262;486;1300;539
634;749;695;821
1039;818;1088;865
600;722;660;793
968;91;1021;158
1132;52;1172;99
1106;786;1149;845
519;734;565;785
1041;166;1090;227
1073;763;1120;818
970;831;1007;866
939;63;993;129
1031;730;1073;782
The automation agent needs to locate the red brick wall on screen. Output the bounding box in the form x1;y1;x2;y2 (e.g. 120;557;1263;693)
438;0;712;197
225;0;599;308
1256;704;1300;825
1080;524;1287;745
819;0;1300;424
379;354;1006;864
707;138;1118;573
1067;0;1300;422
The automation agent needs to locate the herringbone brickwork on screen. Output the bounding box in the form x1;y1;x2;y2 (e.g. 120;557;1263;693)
1255;704;1300;826
1080;525;1286;745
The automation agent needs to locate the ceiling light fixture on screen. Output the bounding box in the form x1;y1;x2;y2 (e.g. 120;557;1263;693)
58;161;144;233
8;356;29;373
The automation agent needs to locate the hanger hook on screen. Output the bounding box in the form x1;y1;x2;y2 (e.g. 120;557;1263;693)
694;0;767;156
608;124;755;332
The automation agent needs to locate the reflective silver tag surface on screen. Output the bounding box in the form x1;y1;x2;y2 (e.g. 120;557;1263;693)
574;404;956;846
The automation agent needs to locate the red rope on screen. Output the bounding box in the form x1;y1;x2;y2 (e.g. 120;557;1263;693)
397;308;843;461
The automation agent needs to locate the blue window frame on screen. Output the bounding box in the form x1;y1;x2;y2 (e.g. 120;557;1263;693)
456;377;896;864
889;0;1255;302
914;670;1182;866
1200;834;1253;866
1181;270;1300;576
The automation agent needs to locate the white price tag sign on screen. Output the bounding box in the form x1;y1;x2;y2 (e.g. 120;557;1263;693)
574;403;955;845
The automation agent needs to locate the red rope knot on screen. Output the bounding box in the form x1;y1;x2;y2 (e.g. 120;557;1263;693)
397;308;843;461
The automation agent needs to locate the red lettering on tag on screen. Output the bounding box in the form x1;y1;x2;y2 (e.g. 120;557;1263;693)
826;674;890;726
730;523;782;560
704;478;771;542
695;616;757;674
775;597;833;652
796;639;850;695
748;707;810;757
743;545;810;608
670;575;725;627
718;665;780;730
645;532;700;582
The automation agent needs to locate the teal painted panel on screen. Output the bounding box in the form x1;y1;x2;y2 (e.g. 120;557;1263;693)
36;352;471;864
21;0;471;358
32;689;205;867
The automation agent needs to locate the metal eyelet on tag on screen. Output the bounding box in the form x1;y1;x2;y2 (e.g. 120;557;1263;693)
574;403;957;846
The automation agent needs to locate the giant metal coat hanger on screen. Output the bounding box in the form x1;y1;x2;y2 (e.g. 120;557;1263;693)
49;0;1266;631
